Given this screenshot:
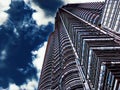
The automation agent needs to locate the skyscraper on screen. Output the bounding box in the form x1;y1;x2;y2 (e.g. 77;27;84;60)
38;0;120;90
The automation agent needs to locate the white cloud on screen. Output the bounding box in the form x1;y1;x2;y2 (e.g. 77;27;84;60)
64;0;105;4
0;0;11;11
0;0;10;25
24;0;30;4
31;2;54;25
20;79;38;90
0;11;9;25
9;79;38;90
9;84;19;90
32;42;47;78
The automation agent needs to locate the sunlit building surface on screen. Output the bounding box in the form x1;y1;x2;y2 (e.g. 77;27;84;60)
38;0;120;90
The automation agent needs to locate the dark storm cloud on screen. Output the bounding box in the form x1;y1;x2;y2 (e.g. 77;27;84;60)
32;0;64;16
0;0;53;88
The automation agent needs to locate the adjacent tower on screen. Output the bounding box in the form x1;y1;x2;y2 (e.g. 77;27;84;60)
38;0;120;90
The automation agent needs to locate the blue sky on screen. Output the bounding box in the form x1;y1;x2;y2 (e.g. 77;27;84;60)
0;0;104;89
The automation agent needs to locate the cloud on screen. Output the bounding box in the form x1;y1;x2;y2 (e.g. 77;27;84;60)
0;0;53;88
64;0;105;4
32;42;47;78
9;84;19;90
9;79;38;90
0;12;9;25
24;0;30;4
0;0;10;25
20;79;38;90
32;0;64;16
31;2;54;25
0;0;11;11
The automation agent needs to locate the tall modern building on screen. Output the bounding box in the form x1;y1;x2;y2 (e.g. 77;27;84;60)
38;0;120;90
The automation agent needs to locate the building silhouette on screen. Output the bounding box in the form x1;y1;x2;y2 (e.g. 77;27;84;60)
38;0;120;90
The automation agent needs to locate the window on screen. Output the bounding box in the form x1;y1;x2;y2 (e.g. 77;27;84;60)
101;0;120;32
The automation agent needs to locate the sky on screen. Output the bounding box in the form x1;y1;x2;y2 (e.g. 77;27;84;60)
0;0;104;89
